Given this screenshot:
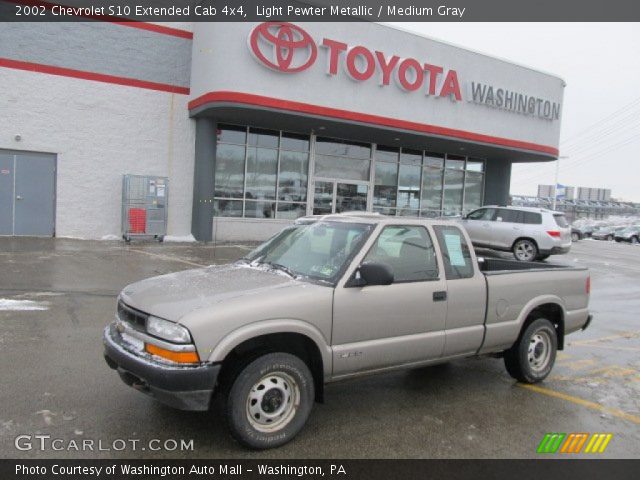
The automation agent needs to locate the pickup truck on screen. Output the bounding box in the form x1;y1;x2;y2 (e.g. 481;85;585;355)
103;213;592;449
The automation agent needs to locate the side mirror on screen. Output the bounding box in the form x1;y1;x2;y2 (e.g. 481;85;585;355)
347;262;394;287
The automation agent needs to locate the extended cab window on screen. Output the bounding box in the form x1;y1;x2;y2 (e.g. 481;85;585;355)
364;226;438;282
433;226;474;279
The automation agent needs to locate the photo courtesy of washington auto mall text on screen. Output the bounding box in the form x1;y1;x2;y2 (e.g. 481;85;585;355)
1;0;639;479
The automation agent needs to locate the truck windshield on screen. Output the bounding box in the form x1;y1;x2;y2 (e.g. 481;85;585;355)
242;221;373;284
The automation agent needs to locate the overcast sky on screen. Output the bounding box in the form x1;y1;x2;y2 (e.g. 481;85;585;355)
397;23;640;202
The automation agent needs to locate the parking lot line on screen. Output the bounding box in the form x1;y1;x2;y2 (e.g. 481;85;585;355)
128;249;207;268
571;343;640;353
518;383;640;426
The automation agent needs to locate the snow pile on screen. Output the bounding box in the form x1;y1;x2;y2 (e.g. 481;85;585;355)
100;234;121;241
163;234;197;243
0;299;49;311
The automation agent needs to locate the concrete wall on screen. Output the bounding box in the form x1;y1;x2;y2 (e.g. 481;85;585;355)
0;22;195;238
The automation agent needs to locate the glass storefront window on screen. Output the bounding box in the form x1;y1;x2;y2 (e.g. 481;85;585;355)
213;124;485;220
424;152;445;168
373;161;398;210
376;146;399;163
464;171;484;211
467;158;484;172
316;137;371;159
281;133;310;152
276;202;307;219
315;154;370;181
214;143;245;198
445;154;465;170
278;151;308;202
244;200;276;218
443;169;464;216
400;149;422;166
421;166;443;210
397;163;421;214
217;124;246;144
215;125;309;217
248;128;279;148
214;199;243;217
245;147;278;200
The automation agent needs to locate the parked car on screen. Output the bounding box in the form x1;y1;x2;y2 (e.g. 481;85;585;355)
571;225;596;241
614;226;640;244
104;213;591;449
461;206;572;262
592;226;625;241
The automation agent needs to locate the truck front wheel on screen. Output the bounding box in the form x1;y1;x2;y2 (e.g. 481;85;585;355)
224;352;314;449
504;318;557;383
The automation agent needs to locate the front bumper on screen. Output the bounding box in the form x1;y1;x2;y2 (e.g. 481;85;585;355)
103;324;220;411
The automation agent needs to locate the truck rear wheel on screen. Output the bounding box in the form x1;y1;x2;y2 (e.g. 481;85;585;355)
504;318;557;383
224;352;314;449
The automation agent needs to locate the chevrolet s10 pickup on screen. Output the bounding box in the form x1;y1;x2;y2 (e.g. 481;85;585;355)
104;213;592;449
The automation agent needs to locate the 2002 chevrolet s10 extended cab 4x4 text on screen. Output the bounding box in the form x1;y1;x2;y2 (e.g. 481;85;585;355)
104;213;592;449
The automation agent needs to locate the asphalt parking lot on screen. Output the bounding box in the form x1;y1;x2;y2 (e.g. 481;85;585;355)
0;236;639;459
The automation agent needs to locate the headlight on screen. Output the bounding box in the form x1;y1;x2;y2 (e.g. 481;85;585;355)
146;316;192;344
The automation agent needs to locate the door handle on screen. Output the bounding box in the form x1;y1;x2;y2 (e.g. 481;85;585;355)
433;291;447;302
16;195;23;200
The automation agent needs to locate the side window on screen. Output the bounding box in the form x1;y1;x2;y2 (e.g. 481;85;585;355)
433;225;474;280
364;226;438;282
523;212;543;224
467;208;495;221
496;208;522;223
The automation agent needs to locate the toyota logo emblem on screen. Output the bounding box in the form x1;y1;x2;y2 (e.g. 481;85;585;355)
249;22;318;73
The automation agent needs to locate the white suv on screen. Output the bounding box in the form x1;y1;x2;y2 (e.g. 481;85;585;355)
461;206;572;261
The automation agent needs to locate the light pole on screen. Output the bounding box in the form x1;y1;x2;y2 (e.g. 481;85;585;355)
552;155;569;211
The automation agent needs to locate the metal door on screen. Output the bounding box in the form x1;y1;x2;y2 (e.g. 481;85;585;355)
0;151;56;236
0;152;14;235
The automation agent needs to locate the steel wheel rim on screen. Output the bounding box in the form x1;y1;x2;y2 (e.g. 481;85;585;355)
632;237;639;244
246;372;300;433
528;330;552;372
515;241;535;261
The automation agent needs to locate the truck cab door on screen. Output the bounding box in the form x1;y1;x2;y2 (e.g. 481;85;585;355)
331;225;447;377
432;225;487;357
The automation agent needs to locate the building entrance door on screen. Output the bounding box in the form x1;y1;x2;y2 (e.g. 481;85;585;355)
312;179;369;215
0;150;56;236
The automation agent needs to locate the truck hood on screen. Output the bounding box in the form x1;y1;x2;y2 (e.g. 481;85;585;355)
119;263;300;322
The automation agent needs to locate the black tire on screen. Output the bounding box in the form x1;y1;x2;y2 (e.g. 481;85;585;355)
512;239;538;262
631;236;639;245
224;352;314;449
504;318;557;383
536;254;550;261
607;235;613;241
571;232;580;242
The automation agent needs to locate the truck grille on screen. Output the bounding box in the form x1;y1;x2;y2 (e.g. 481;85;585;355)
117;300;148;332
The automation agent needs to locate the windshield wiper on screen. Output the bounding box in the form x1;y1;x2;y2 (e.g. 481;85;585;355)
261;261;297;278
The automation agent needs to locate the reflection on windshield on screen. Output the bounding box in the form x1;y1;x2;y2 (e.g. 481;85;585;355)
243;221;373;283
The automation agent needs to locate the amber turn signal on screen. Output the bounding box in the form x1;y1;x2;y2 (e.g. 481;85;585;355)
145;343;200;364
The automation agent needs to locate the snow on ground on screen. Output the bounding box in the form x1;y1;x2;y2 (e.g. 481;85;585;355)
0;299;49;311
163;234;197;243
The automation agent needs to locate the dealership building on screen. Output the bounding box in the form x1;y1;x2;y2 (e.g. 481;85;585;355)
0;20;565;241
